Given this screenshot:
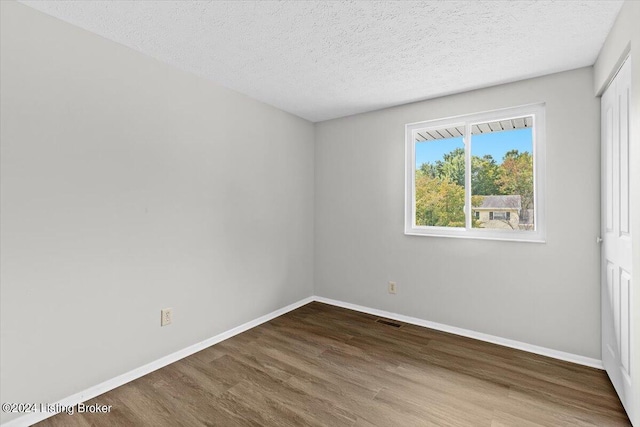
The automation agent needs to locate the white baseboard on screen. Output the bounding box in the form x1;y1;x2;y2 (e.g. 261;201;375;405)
1;296;314;427
314;296;604;370
3;294;603;427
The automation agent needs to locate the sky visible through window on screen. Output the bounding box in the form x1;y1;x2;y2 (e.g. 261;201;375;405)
415;128;533;168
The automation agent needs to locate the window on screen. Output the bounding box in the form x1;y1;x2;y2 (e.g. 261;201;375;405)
491;212;510;221
405;104;545;242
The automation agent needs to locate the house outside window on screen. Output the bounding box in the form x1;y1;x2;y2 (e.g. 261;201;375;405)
476;196;519;229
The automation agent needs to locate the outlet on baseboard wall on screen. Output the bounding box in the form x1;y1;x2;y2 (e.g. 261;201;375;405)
388;281;397;294
161;308;173;326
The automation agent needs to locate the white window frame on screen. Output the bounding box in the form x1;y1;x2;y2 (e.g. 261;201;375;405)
404;103;546;243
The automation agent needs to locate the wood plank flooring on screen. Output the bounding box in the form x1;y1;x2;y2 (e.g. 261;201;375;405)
36;302;631;426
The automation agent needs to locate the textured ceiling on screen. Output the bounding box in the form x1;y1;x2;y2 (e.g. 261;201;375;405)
19;1;623;122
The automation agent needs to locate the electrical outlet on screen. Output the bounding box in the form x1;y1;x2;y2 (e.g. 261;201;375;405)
388;281;397;294
161;308;173;326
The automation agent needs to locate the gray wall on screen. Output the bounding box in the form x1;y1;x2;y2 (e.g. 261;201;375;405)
594;1;640;423
315;67;601;359
0;2;314;423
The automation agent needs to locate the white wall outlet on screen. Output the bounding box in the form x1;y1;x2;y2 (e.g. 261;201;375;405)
388;281;397;294
161;308;173;326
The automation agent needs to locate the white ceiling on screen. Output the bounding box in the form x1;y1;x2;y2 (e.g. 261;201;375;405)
20;1;623;122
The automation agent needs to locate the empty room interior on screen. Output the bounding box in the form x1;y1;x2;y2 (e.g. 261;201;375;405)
1;1;639;426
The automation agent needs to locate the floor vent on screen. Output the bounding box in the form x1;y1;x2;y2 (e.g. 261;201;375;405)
376;319;402;328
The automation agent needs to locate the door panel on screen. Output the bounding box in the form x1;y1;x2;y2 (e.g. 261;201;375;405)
620;82;630;236
621;269;630;375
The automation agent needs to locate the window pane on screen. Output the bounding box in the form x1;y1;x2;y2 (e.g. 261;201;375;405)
414;126;465;227
470;117;534;230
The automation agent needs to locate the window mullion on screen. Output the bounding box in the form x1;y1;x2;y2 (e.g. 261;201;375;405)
464;123;472;230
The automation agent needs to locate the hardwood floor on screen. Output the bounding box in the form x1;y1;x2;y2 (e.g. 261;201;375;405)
37;302;631;426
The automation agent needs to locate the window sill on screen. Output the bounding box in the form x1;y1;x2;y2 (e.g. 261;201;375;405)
404;228;546;243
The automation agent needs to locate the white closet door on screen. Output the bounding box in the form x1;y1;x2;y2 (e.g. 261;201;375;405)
601;57;634;423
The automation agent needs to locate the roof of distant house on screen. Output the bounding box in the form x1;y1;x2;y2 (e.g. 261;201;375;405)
475;195;522;210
